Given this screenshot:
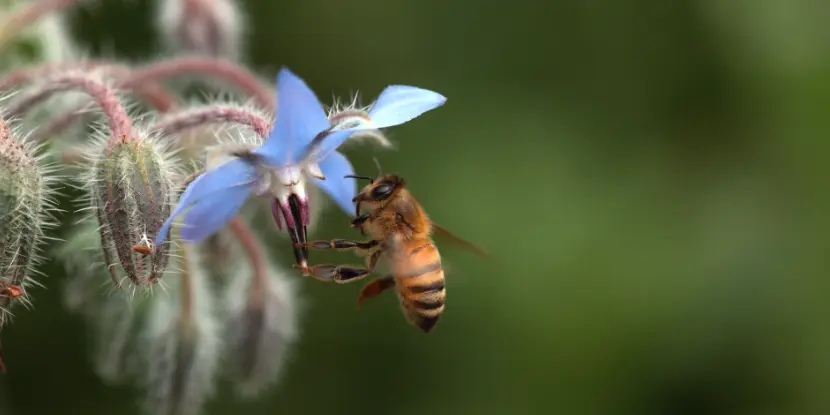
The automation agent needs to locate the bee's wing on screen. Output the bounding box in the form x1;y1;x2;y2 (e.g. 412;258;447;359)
431;223;490;259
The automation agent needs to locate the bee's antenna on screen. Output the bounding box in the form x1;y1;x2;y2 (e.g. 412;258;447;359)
373;156;383;177
344;175;374;182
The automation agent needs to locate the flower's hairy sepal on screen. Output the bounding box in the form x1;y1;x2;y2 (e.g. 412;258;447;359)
81;128;180;287
0;117;59;326
327;95;392;149
142;244;221;415
303;84;446;162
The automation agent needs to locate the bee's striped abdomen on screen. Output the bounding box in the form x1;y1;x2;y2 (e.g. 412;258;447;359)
394;240;445;333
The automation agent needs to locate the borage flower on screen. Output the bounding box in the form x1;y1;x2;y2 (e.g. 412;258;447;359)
153;68;445;267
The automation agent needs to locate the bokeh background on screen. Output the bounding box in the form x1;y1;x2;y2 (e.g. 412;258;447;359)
3;0;830;414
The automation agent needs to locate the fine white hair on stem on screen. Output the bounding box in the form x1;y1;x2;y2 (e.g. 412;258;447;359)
147;98;272;140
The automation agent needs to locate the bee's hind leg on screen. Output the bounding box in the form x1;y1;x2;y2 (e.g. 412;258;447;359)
357;275;395;310
293;264;374;283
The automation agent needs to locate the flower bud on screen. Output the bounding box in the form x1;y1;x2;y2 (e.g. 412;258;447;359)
197;220;298;397
85;132;179;287
156;0;245;61
0;118;56;325
142;244;221;415
93;292;154;383
223;240;299;397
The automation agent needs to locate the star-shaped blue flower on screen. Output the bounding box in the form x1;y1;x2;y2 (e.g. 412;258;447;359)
153;68;446;264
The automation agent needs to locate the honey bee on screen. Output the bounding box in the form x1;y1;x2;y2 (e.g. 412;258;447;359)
294;172;487;333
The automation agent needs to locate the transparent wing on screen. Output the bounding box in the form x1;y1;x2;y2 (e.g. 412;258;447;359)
432;223;490;259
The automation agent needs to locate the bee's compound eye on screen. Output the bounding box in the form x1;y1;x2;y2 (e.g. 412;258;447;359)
371;183;394;200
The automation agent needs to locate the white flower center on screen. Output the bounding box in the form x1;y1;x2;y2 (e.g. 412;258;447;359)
253;164;309;200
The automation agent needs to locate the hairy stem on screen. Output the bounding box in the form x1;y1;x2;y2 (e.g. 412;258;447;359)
0;62;103;91
0;62;175;111
0;119;9;141
151;105;270;137
227;218;267;306
29;82;177;142
125;57;274;110
5;73;133;141
0;0;81;50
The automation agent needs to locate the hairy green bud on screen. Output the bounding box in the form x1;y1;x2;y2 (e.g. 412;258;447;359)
85;133;179;287
0;118;57;325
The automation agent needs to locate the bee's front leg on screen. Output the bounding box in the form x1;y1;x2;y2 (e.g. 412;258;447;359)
350;214;371;235
296;238;379;254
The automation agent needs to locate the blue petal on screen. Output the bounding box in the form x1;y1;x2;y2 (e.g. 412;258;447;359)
301;129;358;164
154;159;257;246
179;185;252;242
368;85;446;128
301;85;446;162
311;151;357;217
254;68;331;166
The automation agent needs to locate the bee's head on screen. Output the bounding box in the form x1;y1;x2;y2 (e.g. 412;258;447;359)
346;173;406;216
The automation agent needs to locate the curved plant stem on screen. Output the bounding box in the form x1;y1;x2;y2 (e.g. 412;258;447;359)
151;105;270;137
227;218;268;306
125;57;274;110
178;243;195;322
5;72;133;142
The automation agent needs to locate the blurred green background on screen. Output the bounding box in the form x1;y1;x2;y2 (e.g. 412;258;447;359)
3;0;830;414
